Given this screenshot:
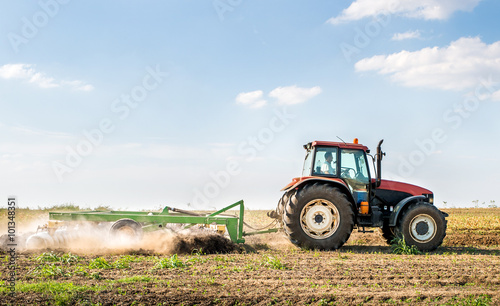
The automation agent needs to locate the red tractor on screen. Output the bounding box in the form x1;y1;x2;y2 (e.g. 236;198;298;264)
270;139;447;251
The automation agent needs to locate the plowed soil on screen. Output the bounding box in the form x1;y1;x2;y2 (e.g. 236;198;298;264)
1;208;499;305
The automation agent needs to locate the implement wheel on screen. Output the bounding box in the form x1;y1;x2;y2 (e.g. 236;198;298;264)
110;219;143;243
396;203;447;251
283;183;354;250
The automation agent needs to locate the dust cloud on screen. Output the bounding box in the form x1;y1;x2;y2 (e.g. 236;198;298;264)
1;222;235;255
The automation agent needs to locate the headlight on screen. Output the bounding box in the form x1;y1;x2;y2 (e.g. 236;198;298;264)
424;193;434;204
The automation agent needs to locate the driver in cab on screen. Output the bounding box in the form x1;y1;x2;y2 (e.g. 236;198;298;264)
321;152;336;175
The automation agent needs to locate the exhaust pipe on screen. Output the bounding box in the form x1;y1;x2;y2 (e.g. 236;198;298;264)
375;139;385;188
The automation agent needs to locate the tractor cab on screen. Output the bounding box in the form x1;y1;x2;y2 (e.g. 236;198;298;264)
302;140;373;210
303;141;370;188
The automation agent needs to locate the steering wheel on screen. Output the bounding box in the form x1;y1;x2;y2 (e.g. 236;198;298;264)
341;167;355;179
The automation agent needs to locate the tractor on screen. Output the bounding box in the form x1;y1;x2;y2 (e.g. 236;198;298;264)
270;139;447;251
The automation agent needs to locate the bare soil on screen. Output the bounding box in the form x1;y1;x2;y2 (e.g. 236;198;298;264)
1;208;500;305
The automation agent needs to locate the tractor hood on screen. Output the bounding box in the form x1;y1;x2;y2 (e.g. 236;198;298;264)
374;179;432;196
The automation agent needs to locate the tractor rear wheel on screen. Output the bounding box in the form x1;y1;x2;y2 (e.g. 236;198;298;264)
283;183;354;250
275;190;292;221
396;203;447;251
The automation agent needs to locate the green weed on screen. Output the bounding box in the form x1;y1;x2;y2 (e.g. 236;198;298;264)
447;294;492;306
114;276;153;284
4;281;108;306
36;252;81;264
154;254;186;269
88;257;113;269
263;256;289;270
390;237;421;255
113;257;132;269
90;272;101;280
33;265;71;278
36;252;61;262
72;266;90;277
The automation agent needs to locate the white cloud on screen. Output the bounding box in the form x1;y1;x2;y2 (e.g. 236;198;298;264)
0;123;72;142
236;86;322;107
355;37;500;91
0;63;93;91
269;85;322;105
10;125;71;139
392;30;421;41
61;80;95;91
328;0;481;24
235;90;267;109
0;63;58;88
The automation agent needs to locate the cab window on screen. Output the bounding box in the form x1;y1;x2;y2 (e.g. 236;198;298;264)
301;149;314;177
340;149;370;190
313;147;338;176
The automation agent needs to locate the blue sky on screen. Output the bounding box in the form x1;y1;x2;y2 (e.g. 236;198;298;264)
1;0;499;210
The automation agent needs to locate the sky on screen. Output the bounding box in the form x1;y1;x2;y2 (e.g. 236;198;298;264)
1;0;500;211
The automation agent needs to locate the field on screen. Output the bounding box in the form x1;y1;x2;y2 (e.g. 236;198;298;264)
1;207;500;305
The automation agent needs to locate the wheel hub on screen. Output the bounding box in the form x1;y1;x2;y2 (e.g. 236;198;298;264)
410;214;436;243
415;221;429;235
300;199;340;239
314;214;324;223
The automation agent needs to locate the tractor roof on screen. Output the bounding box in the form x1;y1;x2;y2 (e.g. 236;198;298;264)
309;140;370;152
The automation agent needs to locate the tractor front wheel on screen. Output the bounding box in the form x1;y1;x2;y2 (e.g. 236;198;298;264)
396;203;447;251
380;223;396;245
283;183;354;250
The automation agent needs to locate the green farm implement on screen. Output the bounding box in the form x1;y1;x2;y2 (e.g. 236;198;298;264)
26;200;278;249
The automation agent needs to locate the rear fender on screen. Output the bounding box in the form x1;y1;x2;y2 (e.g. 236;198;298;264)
284;178;357;211
388;195;425;227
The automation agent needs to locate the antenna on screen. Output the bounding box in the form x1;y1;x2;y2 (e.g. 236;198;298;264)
336;136;346;144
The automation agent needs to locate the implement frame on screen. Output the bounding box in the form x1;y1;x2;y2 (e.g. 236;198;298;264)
49;200;278;244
